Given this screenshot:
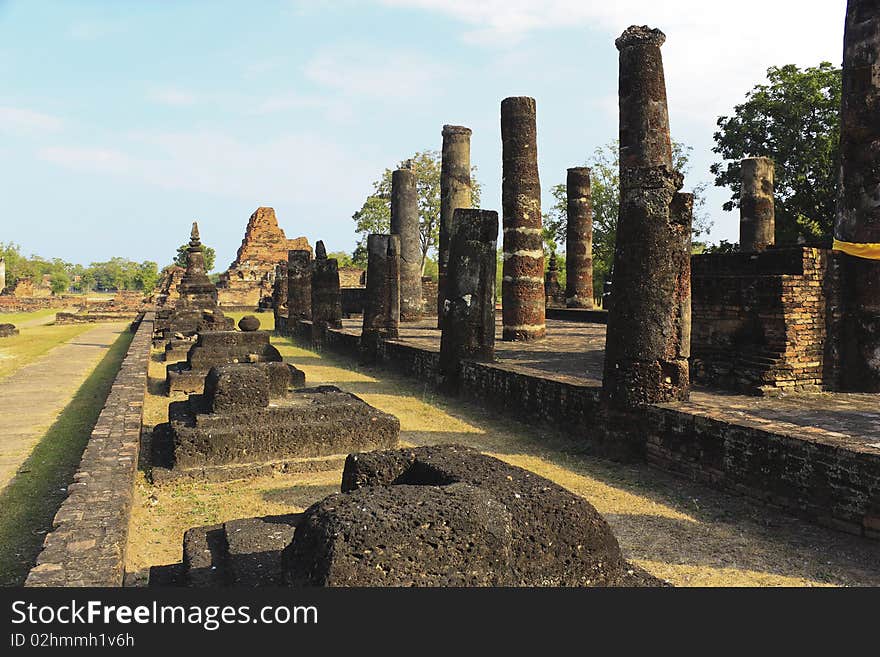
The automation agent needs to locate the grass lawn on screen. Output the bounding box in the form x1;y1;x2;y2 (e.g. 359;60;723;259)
0;308;60;325
0;323;95;380
0;328;134;586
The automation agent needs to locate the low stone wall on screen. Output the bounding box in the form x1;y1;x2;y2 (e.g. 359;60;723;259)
56;311;140;324
288;325;880;539
0;296;59;312
25;312;154;587
545;308;609;323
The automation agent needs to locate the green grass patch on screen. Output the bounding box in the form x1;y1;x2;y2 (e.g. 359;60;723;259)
0;328;134;586
0;323;94;380
0;308;60;325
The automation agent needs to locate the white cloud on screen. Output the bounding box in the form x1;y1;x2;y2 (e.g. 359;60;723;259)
147;87;198;107
0;106;64;134
304;43;450;101
39;146;133;173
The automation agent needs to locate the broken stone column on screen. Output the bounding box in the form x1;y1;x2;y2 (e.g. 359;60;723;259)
602;26;693;407
390;167;422;320
272;263;288;332
501;97;545;341
287;250;312;323
565;167;595;308
310;241;343;335
362;234;401;354
438;125;473;324
439;209;498;390
544;251;563;308
0;257;5;294
835;0;880;391
739;157;775;252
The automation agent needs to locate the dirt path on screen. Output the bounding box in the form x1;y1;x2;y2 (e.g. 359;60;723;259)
0;322;126;493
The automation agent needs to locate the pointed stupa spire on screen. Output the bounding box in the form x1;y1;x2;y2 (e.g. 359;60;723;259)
190;221;201;247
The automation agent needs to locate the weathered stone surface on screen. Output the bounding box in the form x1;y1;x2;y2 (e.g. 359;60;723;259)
238;315;261;332
153;371;398;480
391;167;422;320
834;0;880;392
438;125;473;324
439;209;497;390
603;26;692;407
217;207;312;309
166;330;283;394
361;234;400;358
282;445;659;587
154;265;184;307
311;241;343;334
566;167;595;308
0;323;18;337
501;97;545;341
287;249;313;322
740;157;775;252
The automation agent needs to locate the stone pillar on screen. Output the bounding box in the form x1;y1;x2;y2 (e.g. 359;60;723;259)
739;157;775;252
311;241;343;335
438;125;473;324
0;257;5;294
501;97;545;341
602;26;693;407
391;168;422;320
287;250;312;322
565;167;594;308
835;0;880;391
272;262;288;334
439;209;498;390
362;234;401;344
544;251;562;308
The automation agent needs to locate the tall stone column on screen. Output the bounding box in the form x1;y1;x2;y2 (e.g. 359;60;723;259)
835;0;880;391
602;26;693;407
272;262;288;334
311;241;343;335
0;257;6;294
439;209;498;391
391;168;422;320
362;234;401;344
739;157;775;252
501;97;545;341
565;167;595;308
287;250;312;322
438;125;473;324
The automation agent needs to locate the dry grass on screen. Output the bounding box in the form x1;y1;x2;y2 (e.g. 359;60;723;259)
0;323;93;380
127;333;880;587
0;308;59;326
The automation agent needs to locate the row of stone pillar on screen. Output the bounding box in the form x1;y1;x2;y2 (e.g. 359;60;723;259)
285;241;343;336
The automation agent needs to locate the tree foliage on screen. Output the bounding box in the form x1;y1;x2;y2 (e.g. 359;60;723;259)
352;150;481;272
710;63;841;243
544;140;710;297
174;243;216;272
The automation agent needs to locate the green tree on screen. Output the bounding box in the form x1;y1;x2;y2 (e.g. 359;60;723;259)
49;272;70;295
711;63;841;243
544;140;710;297
134;261;159;293
352;151;481;273
174;243;216;272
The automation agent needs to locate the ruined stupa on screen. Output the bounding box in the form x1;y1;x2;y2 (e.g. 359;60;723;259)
216;207;312;309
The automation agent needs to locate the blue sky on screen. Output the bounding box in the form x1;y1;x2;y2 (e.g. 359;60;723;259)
0;0;847;271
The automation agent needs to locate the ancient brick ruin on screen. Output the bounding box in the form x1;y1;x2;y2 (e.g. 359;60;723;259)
361;234;400;361
565;167;595;308
310;241;343;336
438;209;498;390
390;167;423;320
154;223;234;343
152;364;397;483
602;26;693;407
834;0;880;392
216;207;311;310
438;125;473;324
501;97;546;342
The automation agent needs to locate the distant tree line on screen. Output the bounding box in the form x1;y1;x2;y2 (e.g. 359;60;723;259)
0;242;159;295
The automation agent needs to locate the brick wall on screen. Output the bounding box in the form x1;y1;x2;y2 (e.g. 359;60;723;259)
25;312;153;586
691;247;837;394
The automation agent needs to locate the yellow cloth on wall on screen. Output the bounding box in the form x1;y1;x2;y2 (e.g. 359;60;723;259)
832;239;880;260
